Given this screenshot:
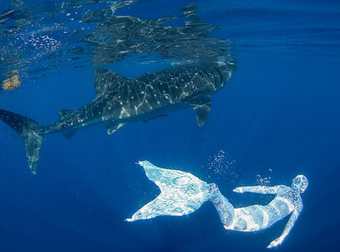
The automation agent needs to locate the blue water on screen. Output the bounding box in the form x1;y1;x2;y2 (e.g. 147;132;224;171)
1;0;340;251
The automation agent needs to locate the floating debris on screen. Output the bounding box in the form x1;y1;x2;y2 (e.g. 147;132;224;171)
2;71;21;91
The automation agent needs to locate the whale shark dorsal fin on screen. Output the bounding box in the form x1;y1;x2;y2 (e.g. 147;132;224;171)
187;94;211;126
58;109;73;120
94;69;128;99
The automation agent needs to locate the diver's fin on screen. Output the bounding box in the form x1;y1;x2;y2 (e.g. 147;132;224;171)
188;94;211;126
126;161;213;222
93;69;128;99
0;109;44;174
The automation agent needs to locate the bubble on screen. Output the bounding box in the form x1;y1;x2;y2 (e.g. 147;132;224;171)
207;150;237;179
256;168;273;185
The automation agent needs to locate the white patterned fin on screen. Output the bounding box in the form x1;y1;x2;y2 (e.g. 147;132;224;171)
126;161;212;222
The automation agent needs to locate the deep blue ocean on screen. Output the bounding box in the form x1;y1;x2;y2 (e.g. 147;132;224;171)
1;0;340;251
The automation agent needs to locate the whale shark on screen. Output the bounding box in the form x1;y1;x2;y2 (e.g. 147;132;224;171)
0;61;237;174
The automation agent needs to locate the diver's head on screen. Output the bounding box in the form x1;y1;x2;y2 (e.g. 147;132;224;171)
291;175;308;193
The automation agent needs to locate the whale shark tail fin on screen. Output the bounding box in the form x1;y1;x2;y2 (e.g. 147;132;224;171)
126;161;213;222
0;109;44;174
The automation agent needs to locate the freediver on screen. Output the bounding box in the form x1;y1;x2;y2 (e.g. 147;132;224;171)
210;174;308;248
127;161;308;249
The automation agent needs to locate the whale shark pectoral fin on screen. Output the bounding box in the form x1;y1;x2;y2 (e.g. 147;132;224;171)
106;122;126;135
193;104;211;127
106;124;119;135
188;94;211;126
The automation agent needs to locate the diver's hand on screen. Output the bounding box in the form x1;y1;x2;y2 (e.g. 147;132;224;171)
233;187;243;193
267;237;283;249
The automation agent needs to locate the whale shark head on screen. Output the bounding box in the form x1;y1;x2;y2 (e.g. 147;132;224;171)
215;61;237;90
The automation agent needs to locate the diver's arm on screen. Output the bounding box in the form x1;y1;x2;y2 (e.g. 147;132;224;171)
267;208;301;249
233;185;285;194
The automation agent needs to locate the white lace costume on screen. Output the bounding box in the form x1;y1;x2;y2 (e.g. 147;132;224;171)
127;161;308;249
